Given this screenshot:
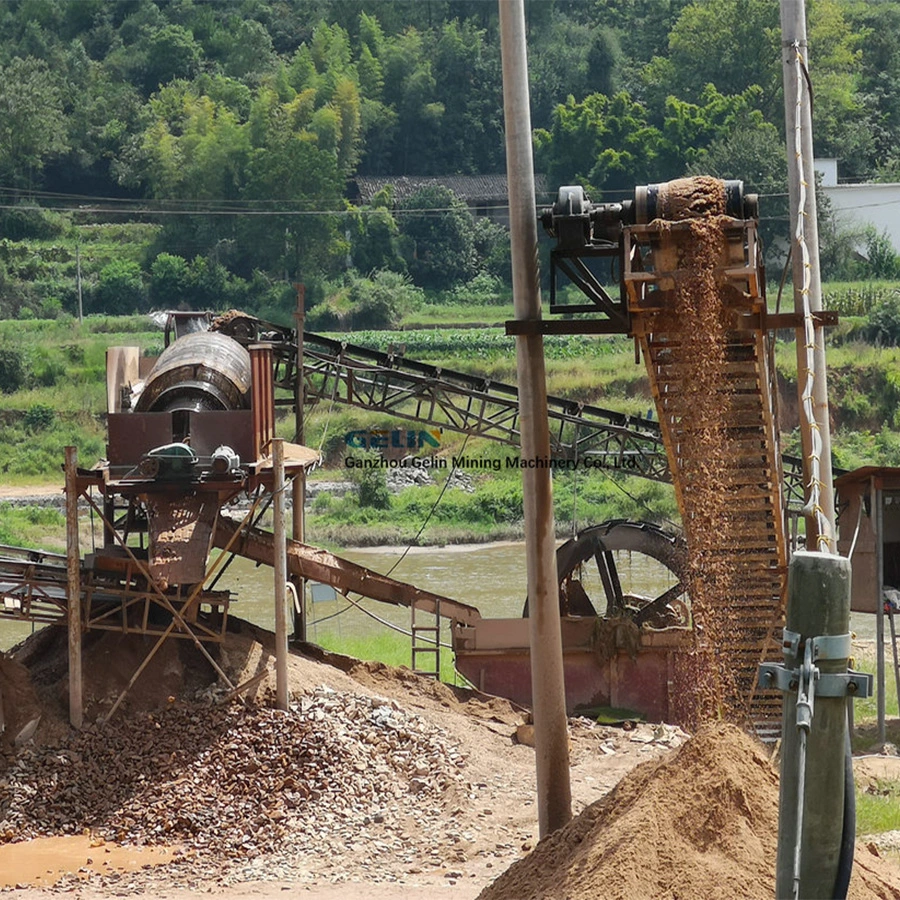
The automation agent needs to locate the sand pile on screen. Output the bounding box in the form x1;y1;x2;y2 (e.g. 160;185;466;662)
477;724;900;900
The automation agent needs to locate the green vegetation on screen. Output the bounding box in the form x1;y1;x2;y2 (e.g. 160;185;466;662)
1;0;899;323
856;779;900;838
0;503;65;549
311;625;462;685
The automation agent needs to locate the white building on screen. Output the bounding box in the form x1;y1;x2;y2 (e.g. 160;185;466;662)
816;158;900;253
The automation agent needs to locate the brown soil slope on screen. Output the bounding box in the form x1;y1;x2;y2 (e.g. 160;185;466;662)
478;723;900;900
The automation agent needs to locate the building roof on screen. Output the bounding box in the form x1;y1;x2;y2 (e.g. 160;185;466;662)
834;466;900;489
349;174;551;205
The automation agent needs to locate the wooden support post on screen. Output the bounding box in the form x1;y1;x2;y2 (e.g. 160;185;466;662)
876;484;886;746
292;283;307;642
65;446;83;729
273;438;289;711
781;0;836;550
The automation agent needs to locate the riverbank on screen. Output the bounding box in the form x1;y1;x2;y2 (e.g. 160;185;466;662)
0;479;619;551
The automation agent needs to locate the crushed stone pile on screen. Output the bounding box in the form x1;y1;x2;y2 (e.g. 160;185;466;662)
477;723;900;900
0;685;467;879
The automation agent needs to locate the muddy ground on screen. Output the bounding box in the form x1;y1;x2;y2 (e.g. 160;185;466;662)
0;622;899;900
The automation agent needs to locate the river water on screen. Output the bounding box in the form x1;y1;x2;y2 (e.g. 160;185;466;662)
0;540;673;654
0;539;878;654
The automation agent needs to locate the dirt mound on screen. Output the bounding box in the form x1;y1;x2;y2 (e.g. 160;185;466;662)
0;655;42;759
477;723;900;900
11;625;216;735
0;687;466;865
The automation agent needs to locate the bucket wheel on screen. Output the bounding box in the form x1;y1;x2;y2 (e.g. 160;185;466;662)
524;520;690;629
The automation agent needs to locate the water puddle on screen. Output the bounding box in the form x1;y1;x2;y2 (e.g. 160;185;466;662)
0;834;179;887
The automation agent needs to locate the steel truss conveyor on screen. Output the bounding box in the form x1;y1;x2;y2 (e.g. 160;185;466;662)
212;317;815;509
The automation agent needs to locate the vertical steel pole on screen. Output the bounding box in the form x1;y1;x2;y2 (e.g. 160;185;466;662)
292;283;307;642
273;438;289;711
499;0;571;837
781;0;836;551
64;446;83;729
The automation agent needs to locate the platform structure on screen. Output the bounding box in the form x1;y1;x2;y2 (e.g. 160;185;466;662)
472;177;795;731
0;323;481;720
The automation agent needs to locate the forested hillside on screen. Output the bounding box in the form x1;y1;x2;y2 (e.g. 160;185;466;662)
2;0;900;322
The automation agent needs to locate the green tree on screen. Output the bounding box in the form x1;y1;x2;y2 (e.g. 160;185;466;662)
134;83;250;200
866;294;900;347
347;449;391;509
142;24;202;94
686;113;787;266
850;2;900;178
380;27;443;174
215;18;277;82
187;255;231;309
308;269;423;330
398;185;477;289
535;91;662;196
427;19;503;173
238;131;345;279
0;345;26;394
864;227;899;280
586;27;623;98
659;84;768;176
0;56;69;188
641;0;781;115
347;192;405;275
149;253;191;308
92;259;145;315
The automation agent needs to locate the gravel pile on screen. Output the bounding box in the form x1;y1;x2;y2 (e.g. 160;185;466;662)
0;686;468;885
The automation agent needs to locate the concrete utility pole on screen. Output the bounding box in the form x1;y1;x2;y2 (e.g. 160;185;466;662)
775;552;853;899
498;0;572;838
780;0;836;550
64;446;83;729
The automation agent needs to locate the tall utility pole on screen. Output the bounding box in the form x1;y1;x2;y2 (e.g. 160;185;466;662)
76;244;83;324
781;0;836;551
498;0;572;838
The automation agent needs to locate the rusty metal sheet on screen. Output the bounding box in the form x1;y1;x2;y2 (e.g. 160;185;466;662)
146;495;218;588
214;516;480;627
452;616;690;720
187;410;254;462
107;414;172;467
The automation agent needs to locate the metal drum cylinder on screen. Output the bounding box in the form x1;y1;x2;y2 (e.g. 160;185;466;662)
633;177;747;223
135;332;252;413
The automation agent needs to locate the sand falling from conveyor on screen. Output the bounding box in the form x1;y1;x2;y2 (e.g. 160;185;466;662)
640;177;782;729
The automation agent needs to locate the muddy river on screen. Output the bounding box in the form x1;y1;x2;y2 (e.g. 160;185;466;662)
0;539;879;654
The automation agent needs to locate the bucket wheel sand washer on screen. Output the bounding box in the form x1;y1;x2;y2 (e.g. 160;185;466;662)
453;520;693;721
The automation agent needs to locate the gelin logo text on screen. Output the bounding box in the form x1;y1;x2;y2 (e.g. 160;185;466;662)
344;428;442;450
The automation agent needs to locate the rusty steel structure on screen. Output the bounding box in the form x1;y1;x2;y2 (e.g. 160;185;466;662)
0;180;844;733
493;176;814;731
0;314;481;723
